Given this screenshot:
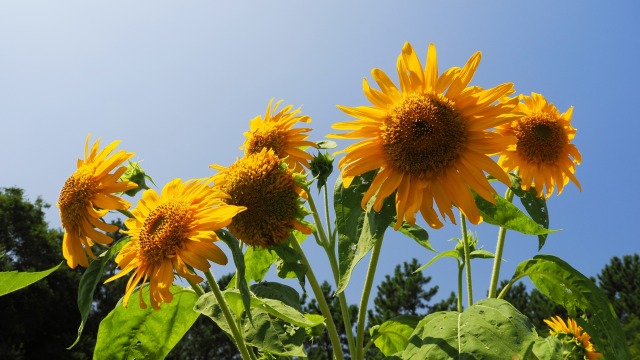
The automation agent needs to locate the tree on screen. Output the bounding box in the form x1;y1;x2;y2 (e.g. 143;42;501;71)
597;254;640;356
0;188;101;359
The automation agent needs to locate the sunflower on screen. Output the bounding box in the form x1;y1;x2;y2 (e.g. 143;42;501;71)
211;148;311;248
330;42;519;229
105;178;245;310
544;316;602;359
496;92;581;198
57;135;137;269
241;98;317;171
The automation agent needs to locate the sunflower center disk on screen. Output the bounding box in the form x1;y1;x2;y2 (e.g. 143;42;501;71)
227;168;299;247
382;94;467;179
140;201;191;264
514;113;567;164
247;127;286;157
58;169;96;229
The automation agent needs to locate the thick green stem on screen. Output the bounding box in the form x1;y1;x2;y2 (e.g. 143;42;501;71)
355;237;383;360
460;213;473;307
204;270;254;360
457;262;463;313
308;190;356;356
290;237;345;360
488;187;515;298
323;185;334;247
187;279;205;297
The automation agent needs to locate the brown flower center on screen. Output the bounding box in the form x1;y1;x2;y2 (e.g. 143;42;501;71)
514;112;567;164
246;126;286;158
222;153;299;247
58;168;96;229
139;201;191;264
381;94;467;179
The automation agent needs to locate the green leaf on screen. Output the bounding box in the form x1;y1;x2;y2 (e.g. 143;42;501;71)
510;173;550;250
334;171;395;294
272;241;306;288
243;246;277;284
370;315;421;356
217;229;252;322
251;282;302;311
415;250;459;273
195;289;318;357
70;237;130;349
401;298;537;359
469;249;495;259
0;261;62;296
504;255;631;359
94;285;199;360
397;221;434;252
532;336;563;360
473;191;556;236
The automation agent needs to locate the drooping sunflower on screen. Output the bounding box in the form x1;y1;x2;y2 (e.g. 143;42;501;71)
241;98;317;171
105;178;245;310
211;148;312;248
544;316;602;359
331;42;519;229
496;92;581;198
57;135;137;269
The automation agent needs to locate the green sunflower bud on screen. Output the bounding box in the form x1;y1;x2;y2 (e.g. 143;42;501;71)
310;151;334;190
120;161;154;197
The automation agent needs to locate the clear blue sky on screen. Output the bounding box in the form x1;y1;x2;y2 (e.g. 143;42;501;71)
1;1;639;307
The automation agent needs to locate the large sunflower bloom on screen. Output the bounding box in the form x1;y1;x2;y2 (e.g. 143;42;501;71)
211;148;312;248
544;316;602;359
331;42;519;229
241;98;317;171
57;135;136;269
496;92;581;198
105;178;245;310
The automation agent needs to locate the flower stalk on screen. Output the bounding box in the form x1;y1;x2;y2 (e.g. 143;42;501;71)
488;187;515;298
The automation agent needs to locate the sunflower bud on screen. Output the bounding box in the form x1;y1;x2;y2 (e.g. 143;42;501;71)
120;161;153;197
310;152;334;190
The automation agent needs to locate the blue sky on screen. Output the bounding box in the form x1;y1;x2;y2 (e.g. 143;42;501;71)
1;1;639;307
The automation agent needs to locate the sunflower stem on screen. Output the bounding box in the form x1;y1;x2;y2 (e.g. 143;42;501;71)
460;213;473;307
488;187;515;298
323;185;335;248
307;191;357;357
355;237;383;360
290;236;346;360
186;279;205;297
204;270;254;360
457;262;463;313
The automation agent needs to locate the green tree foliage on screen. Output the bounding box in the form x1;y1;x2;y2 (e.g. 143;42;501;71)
597;253;640;356
0;188;103;359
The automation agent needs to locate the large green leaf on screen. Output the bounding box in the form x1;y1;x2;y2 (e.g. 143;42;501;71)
217;229;252;322
0;261;62;296
70;237;130;348
532;336;563;360
503;255;630;359
473;191;556;237
251;282;302;311
370;315;421;356
272;240;306;288
94;285;199;360
195;287;321;357
401;299;537;359
334;172;395;294
510;173;550;250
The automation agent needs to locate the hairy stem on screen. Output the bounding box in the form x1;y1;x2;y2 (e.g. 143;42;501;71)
488;187;515;298
355;237;383;360
461;213;473;307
